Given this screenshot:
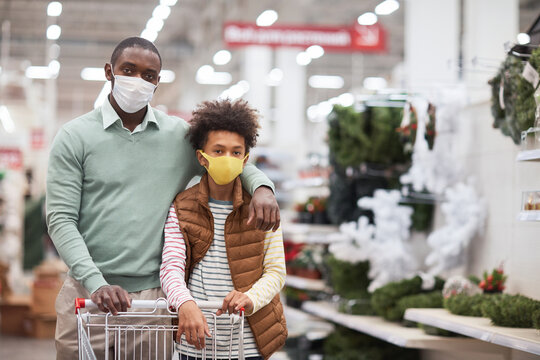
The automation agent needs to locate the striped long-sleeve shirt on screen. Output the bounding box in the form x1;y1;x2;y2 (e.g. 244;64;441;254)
160;199;286;358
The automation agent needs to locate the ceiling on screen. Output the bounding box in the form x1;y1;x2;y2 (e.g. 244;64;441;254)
0;0;538;124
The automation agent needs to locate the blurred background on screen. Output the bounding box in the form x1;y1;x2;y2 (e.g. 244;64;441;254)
1;1;540;359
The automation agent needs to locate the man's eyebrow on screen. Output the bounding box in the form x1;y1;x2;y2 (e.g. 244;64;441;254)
118;61;136;67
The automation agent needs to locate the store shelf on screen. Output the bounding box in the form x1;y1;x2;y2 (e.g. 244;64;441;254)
404;308;540;356
516;149;540;161
285;275;329;292
516;211;540;221
301;301;495;352
282;222;348;244
283;304;334;340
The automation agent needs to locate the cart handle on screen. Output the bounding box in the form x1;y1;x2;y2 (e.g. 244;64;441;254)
75;298;240;314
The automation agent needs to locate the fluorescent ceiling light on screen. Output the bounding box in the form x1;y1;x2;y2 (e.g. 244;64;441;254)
81;67;106;81
268;68;283;82
141;29;158;42
46;24;61;40
306;45;324;59
197;65;214;77
363;76;387;90
47;2;62;16
196;72;232;85
26;66;54;79
160;70;175;83
517;33;530;45
308;75;344;89
338;93;355;107
94;82;112;109
160;0;177;5
0;105;15;133
296;52;311;66
213;50;232;65
196;65;231;85
357;12;378;26
256;10;278;26
48;60;60;75
219;81;250;100
146;17;164;33
375;0;399;15
153;5;171;20
266;68;283;86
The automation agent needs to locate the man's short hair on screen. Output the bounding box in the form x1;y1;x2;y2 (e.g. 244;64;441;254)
110;37;162;68
187;99;260;152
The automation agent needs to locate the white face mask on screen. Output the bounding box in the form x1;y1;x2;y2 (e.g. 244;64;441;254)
111;73;157;113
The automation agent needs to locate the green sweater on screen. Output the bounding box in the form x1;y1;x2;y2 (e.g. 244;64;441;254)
46;99;273;294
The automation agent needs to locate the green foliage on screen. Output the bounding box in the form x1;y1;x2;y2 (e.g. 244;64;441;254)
388;291;443;322
444;293;486;317
328;106;371;168
323;325;420;360
533;309;540;330
326;255;370;299
368;107;410;164
327;105;409;168
489;54;538;144
400;201;435;231
371;276;445;321
481;294;540;328
338;298;377;316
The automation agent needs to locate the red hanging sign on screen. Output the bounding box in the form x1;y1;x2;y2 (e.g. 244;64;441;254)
223;22;386;53
0;148;23;170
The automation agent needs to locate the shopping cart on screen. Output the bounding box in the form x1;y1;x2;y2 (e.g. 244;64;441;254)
75;297;245;360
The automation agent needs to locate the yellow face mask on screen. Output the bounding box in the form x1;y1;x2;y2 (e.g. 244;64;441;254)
199;150;248;185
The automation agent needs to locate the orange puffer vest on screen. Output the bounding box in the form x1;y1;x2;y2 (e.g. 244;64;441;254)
173;174;287;359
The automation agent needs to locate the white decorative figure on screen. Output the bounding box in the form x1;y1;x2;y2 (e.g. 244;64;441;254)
330;189;418;292
425;181;486;275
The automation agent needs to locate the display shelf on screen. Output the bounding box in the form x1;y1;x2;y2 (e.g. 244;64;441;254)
517;211;540;221
516;149;540;161
404;308;540;356
285;275;329;292
283;304;334;340
282;222;348;244
301;301;497;352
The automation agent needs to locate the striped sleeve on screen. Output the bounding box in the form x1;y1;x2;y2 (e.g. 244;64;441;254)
159;204;195;309
245;227;286;314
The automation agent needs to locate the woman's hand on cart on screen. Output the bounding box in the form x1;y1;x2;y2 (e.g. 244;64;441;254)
216;290;253;316
177;300;211;350
90;285;131;315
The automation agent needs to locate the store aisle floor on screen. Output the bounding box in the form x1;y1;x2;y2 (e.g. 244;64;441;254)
0;335;56;359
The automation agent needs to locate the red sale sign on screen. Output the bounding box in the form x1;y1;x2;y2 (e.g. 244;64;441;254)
223;22;386;53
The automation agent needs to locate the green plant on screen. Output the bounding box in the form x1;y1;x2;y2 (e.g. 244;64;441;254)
388;291;443;322
533;309;540;330
371;276;445;321
488;54;538;144
323;325;419;360
326;255;371;299
444;293;486;317
479;266;507;293
481;294;540;328
328;106;371;168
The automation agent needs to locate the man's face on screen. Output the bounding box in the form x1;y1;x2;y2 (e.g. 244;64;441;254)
105;46;161;86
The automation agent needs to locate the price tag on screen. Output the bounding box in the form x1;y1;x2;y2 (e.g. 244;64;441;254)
522;62;540;88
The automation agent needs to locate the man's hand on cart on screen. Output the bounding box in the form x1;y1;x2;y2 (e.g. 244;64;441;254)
90;285;131;315
177;300;211;350
216;290;253;316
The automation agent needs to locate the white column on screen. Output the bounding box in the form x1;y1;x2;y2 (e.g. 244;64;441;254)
463;0;518;101
404;0;460;89
242;46;272;145
274;48;306;167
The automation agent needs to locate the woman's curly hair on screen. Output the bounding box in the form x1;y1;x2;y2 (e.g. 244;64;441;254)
187;99;260;152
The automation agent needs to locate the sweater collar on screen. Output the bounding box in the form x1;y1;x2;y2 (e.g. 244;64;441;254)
197;173;244;210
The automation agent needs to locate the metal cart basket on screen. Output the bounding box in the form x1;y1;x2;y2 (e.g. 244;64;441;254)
75;298;245;360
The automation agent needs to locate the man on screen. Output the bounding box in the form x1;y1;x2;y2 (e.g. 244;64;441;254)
46;37;280;359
